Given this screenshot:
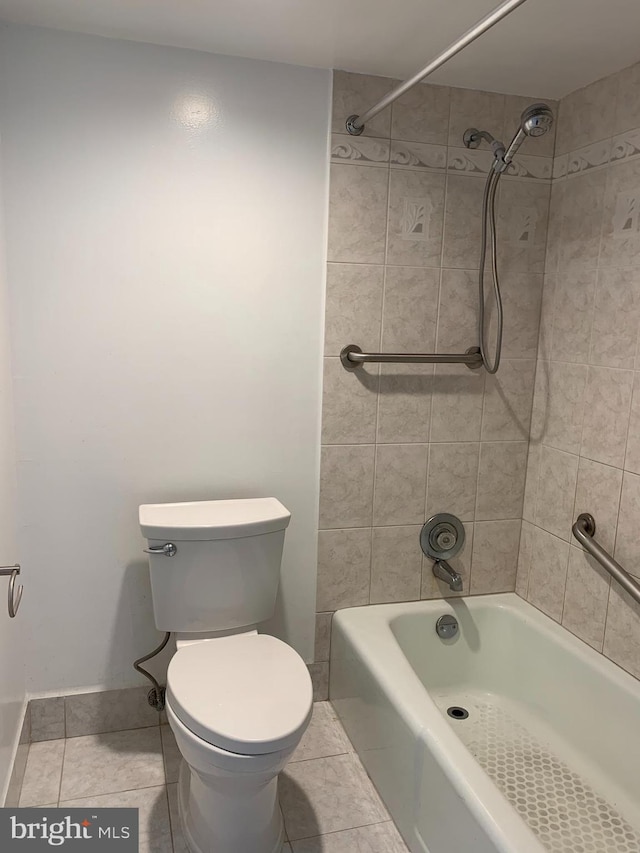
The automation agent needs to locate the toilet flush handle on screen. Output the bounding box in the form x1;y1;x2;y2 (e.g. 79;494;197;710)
144;543;177;557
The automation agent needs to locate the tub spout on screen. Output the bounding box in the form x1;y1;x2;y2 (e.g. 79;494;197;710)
433;559;463;592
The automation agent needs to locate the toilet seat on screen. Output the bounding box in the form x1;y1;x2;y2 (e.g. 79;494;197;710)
166;633;313;756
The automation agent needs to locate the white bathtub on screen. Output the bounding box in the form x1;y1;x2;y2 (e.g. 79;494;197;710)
330;593;640;853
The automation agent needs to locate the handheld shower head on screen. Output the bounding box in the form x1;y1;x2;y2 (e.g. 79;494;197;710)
502;102;553;167
520;103;554;138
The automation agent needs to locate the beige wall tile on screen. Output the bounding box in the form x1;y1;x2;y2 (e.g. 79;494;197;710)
562;546;611;651
470;519;520;594
316;528;371;611
534;446;579;541
324;263;383;357
332;71;394;139
538;274;557;360
614;61;640;135
493;272;543;359
381;266;439;351
552;269;596;363
328;164;388;263
391;83;450;145
573;457;623;554
581;367;633;468
614;471;640;575
557;170;606;272
603;580;640;680
555;74;618;155
496;180;550;275
516;520;534;597
442;174;485;268
430;364;485;442
624;371;640;475
476;441;528;521
534;361;588;454
321;358;378;445
522;441;541;523
526;526;570;622
544;181;565;274
600;158;640;269
590;268;640;368
370;525;422;603
448;88;505;149
426;442;479;522
307;662;329;701
376;365;432;444
481;359;536;441
435;269;477;353
314;613;333;663
421;522;473;599
386;170;445;267
373;443;428;526
319;445;375;529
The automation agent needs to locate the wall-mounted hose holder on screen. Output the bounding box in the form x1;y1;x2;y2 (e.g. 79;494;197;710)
134;631;171;712
0;564;23;618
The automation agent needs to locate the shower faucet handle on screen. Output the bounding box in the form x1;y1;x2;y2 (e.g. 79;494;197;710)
144;543;177;557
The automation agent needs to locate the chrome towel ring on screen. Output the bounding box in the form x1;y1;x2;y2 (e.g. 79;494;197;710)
0;565;23;618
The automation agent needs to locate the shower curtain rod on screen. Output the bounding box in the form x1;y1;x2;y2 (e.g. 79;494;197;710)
346;0;528;136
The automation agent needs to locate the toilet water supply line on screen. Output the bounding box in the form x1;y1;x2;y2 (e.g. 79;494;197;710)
133;631;171;712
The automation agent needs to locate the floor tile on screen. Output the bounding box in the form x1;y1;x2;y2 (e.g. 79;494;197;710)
60;727;164;800
167;783;188;853
161;725;181;784
290;703;351;763
291;822;408;851
60;785;172;853
19;740;65;806
280;753;388;841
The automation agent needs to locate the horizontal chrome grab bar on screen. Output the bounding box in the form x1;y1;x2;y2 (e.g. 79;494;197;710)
340;345;483;371
572;513;640;606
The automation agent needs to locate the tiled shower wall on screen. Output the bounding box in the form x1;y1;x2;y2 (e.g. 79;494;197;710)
517;61;640;682
313;71;556;687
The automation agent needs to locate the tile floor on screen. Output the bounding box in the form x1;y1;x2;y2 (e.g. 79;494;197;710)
16;701;409;852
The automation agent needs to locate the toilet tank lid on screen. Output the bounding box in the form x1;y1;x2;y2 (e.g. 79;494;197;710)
139;497;291;541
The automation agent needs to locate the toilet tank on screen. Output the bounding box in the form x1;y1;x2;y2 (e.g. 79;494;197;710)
139;498;291;633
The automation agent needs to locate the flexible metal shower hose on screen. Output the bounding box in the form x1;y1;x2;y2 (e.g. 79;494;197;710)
478;168;504;374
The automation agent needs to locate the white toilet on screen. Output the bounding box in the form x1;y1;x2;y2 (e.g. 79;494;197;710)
139;497;313;853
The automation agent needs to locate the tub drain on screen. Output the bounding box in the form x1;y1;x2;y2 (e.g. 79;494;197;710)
447;706;469;720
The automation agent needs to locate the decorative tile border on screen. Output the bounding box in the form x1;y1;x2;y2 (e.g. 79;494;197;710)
611;128;640;165
567;139;612;178
447;147;494;176
390;140;446;173
505;154;553;182
552;153;569;181
331;134;389;167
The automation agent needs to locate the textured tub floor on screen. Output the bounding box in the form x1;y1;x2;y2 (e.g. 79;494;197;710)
15;700;409;852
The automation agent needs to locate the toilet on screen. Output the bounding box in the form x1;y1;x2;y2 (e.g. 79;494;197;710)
139;497;313;853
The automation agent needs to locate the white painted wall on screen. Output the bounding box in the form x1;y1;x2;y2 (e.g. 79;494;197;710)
0;146;25;797
0;24;330;694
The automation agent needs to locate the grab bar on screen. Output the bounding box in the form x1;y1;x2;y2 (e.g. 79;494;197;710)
0;565;23;618
572;513;640;605
341;344;483;371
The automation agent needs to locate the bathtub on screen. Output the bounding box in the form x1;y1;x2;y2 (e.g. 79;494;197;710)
330;593;640;853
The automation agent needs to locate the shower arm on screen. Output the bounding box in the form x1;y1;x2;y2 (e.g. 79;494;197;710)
345;0;528;136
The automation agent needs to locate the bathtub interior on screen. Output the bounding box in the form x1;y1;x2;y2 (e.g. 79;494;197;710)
386;596;640;848
332;594;640;853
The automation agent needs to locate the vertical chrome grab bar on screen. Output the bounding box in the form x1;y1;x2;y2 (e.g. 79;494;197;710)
572;514;640;605
0;565;22;618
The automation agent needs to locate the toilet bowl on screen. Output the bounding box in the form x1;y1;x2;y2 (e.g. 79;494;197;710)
139;497;312;852
165;632;312;853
